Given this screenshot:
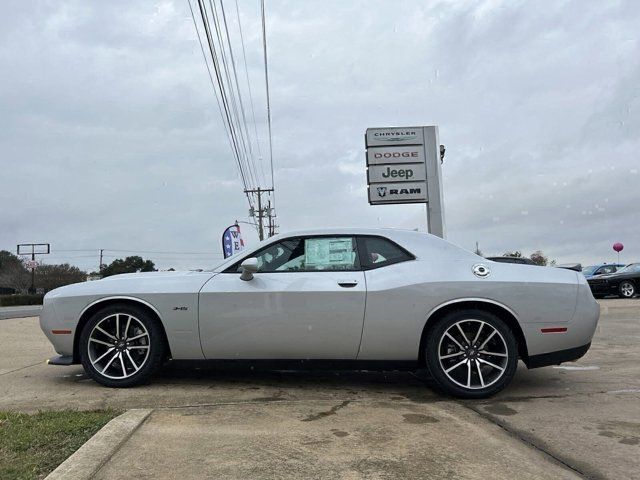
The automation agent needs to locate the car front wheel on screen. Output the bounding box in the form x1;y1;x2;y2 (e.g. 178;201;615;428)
79;304;166;387
619;281;636;298
425;309;518;399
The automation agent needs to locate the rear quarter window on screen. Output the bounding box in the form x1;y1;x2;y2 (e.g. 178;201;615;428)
357;236;414;270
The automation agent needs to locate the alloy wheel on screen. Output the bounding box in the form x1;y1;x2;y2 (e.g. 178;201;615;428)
437;319;509;390
87;313;151;380
620;282;635;298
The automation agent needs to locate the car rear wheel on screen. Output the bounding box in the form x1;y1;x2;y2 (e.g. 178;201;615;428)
424;309;518;399
619;281;636;298
79;304;166;387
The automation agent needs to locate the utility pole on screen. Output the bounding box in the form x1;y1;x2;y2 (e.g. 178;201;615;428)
244;187;275;241
99;249;104;272
257;187;263;241
267;200;274;237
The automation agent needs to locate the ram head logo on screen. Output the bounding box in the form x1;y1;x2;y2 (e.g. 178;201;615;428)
377;186;387;197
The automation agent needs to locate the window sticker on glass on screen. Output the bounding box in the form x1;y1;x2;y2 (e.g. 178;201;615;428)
304;237;355;270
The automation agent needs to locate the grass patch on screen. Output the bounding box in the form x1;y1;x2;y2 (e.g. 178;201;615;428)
0;409;120;480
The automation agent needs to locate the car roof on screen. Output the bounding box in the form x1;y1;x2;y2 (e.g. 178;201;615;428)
589;263;626;268
211;227;479;271
269;227;424;238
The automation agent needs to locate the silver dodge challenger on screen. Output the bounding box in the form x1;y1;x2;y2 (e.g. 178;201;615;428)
41;228;599;398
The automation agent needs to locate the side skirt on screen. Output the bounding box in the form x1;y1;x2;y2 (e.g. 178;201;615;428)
166;359;420;372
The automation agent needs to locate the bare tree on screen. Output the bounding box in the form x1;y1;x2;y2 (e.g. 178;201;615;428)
503;250;523;258
530;250;549;266
37;264;87;292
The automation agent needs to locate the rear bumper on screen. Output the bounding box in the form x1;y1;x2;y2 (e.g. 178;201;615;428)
526;342;591;369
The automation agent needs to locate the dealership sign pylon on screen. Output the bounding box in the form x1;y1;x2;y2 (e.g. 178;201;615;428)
365;126;445;238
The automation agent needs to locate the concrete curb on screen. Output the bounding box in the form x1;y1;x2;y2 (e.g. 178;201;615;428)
45;408;153;480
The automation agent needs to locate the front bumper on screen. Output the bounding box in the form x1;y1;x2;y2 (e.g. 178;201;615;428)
47;355;75;366
40;295;75;358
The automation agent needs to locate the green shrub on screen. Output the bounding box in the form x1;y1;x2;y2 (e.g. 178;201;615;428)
0;294;44;307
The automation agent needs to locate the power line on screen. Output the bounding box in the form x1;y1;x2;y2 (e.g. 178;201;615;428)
187;0;246;203
104;249;224;255
261;0;275;205
234;0;266;185
53;248;224;255
208;0;256;190
218;0;262;188
188;0;277;235
191;0;253;205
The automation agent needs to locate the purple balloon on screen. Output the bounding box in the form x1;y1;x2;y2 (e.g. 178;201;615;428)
613;242;624;253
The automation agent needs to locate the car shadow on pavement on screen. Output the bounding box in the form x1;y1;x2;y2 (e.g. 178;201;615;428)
46;361;557;407
151;360;439;399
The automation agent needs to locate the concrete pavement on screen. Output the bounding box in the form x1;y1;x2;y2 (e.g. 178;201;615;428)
466;298;640;480
1;298;639;478
95;402;581;480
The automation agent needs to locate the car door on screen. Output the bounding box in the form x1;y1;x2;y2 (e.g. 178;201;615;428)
198;235;366;359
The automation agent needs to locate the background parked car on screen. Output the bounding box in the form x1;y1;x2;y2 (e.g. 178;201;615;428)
587;263;640;298
486;256;537;265
582;264;626;280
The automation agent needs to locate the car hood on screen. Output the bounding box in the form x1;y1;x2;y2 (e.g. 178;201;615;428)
45;270;216;299
99;271;206;281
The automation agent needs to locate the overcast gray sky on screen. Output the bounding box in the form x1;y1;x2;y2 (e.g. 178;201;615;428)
1;0;639;271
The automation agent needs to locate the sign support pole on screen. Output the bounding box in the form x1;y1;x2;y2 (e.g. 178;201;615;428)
16;243;50;294
30;246;35;294
423;126;445;238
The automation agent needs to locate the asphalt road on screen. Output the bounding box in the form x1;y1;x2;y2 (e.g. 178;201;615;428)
0;305;42;320
1;299;639;479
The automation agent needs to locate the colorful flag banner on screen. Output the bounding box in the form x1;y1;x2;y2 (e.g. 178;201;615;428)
222;223;245;258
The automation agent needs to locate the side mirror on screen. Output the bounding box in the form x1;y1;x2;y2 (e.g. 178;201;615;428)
240;258;259;281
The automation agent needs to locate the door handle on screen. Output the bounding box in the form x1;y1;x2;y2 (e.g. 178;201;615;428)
338;281;358;288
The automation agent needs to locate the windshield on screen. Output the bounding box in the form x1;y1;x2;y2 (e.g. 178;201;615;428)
616;263;640;274
582;265;598;275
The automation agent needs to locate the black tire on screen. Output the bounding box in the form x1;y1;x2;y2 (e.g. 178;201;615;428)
424;309;518;399
79;304;166;387
618;281;636;299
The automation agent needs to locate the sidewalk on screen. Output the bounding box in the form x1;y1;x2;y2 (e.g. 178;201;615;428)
90;401;580;480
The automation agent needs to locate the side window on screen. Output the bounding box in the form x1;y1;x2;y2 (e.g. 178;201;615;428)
303;237;359;271
253;238;305;272
358;236;414;270
599;266;614;274
229;236;360;273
